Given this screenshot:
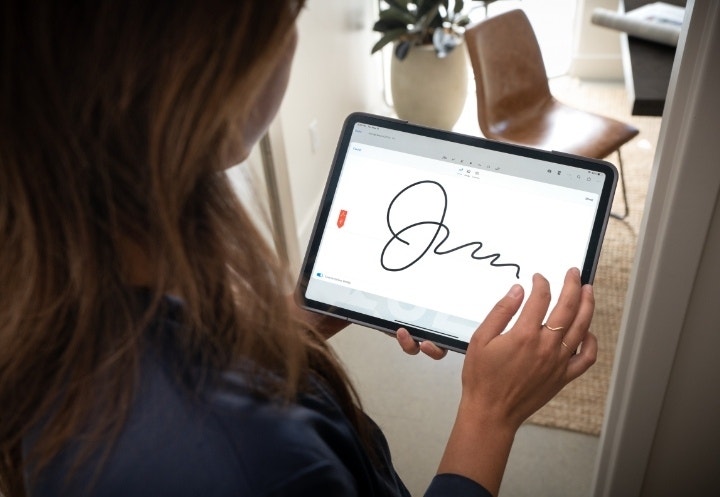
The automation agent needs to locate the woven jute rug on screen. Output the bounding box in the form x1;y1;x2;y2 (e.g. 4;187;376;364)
524;77;662;436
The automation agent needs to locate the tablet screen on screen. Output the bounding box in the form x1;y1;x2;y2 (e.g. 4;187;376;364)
295;113;617;352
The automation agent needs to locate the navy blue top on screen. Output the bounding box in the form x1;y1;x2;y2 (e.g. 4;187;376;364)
24;300;491;497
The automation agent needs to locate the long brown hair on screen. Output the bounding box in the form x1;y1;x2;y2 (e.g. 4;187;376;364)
0;1;368;494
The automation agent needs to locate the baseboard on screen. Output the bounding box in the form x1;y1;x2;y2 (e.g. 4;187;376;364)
569;55;625;80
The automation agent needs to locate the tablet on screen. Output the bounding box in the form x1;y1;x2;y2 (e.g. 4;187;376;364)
295;112;617;353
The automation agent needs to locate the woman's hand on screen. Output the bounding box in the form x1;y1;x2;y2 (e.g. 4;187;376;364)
287;294;351;339
396;328;448;360
304;312;350;339
437;268;597;496
288;293;448;360
461;268;596;428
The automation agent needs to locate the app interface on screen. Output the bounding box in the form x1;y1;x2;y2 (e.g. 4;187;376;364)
305;122;605;343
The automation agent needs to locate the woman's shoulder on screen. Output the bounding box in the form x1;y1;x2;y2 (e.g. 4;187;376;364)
27;350;370;496
202;370;369;494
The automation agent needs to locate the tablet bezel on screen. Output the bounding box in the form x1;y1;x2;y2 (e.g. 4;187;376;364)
295;112;618;353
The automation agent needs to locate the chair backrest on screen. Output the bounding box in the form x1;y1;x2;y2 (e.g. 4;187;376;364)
464;9;552;136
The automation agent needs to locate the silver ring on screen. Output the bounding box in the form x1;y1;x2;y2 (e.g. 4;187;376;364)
543;323;565;332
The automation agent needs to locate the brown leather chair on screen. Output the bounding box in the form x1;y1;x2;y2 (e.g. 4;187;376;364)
465;9;639;219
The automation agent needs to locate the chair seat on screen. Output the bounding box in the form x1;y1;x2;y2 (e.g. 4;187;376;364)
486;98;640;160
465;9;640;219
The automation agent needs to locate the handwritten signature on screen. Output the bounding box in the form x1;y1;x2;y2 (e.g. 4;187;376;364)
380;180;521;279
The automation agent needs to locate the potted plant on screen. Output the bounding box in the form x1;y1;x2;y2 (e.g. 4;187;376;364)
371;0;497;129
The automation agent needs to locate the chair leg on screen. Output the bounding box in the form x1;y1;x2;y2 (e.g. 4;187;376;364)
610;148;629;220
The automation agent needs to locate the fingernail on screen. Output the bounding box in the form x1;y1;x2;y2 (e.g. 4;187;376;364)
507;284;523;298
571;267;580;277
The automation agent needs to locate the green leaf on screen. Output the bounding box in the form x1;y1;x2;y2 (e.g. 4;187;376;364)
378;7;417;26
373;18;408;33
416;4;441;30
454;0;465;14
455;15;471;27
384;0;411;11
416;0;439;19
371;28;407;54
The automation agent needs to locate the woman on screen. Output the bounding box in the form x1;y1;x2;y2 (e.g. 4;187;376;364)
0;1;597;496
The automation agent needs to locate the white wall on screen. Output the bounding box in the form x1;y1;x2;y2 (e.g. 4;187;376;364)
277;0;384;254
571;0;625;79
642;196;720;493
592;1;720;494
631;2;720;491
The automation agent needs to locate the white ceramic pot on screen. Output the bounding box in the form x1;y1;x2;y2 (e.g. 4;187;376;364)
390;42;468;130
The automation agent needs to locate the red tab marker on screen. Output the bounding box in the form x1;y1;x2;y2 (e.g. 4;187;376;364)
337;209;347;228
